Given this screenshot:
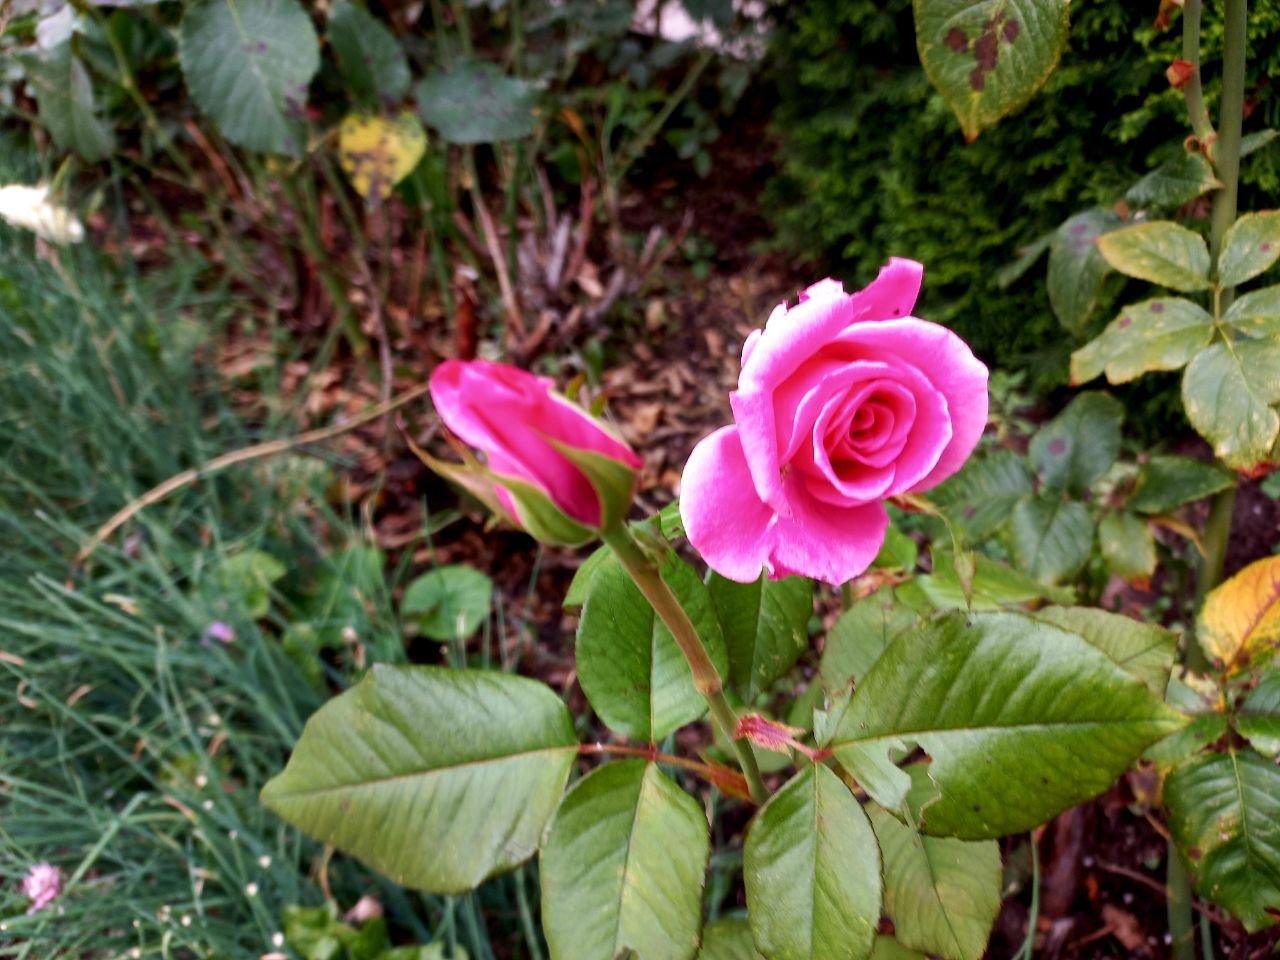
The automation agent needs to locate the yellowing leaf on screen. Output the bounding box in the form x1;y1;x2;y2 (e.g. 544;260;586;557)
1199;555;1280;671
337;111;426;199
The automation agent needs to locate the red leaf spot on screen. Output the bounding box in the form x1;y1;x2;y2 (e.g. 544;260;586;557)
973;30;999;71
1262;243;1273;253
944;28;969;53
1002;18;1019;43
1049;438;1067;455
1118;315;1132;328
969;67;987;91
1150;302;1164;313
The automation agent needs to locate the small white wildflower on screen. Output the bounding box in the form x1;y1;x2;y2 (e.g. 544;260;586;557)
129;948;141;959
201;799;214;811
181;914;192;927
257;855;271;869
194;774;208;789
0;184;84;244
244;882;259;897
272;931;285;948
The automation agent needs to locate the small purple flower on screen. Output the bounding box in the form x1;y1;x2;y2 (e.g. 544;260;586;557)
203;621;236;645
20;862;62;914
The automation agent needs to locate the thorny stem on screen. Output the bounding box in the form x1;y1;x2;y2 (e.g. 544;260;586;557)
601;527;768;803
1170;7;1249;958
1180;0;1215;145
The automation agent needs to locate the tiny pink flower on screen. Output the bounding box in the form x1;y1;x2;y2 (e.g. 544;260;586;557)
680;259;989;586
20;862;62;914
344;894;384;923
429;359;642;530
203;621;236;645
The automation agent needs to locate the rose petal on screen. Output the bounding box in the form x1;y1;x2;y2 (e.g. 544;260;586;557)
768;475;889;585
680;426;777;582
831;318;988;491
732;259;925;510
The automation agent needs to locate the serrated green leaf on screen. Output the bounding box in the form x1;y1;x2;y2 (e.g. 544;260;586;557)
541;760;708;960
1070;298;1213;386
913;0;1070;142
261;666;577;893
328;1;409;104
1218;211;1280;287
564;544;610;608
699;917;762;960
22;41;114;161
1127;455;1234;514
1032;606;1176;695
416;60;535;144
1009;496;1095;584
744;765;880;960
869;805;1001;960
1182;337;1280;469
1166;748;1280;932
1098;510;1157;583
1222;284;1280;338
873;522;919;571
830;612;1185;839
869;937;928;960
1096;221;1212;293
401;564;492;641
1237;669;1280;758
180;0;319;155
1125;152;1222;209
908;552;1074;611
820;585;921;693
929;450;1034;540
576;552;727;741
707;573;812;701
1047;209;1122;334
1145;713;1229;767
1028;391;1124;494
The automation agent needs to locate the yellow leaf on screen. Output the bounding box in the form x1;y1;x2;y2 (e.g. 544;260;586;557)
337;111;427;199
1199;555;1280;671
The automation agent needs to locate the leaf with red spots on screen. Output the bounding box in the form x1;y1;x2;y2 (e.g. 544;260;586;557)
1070;297;1213;386
1218;210;1280;287
914;0;1071;141
1165;748;1280;933
1028;391;1124;495
1047;209;1124;335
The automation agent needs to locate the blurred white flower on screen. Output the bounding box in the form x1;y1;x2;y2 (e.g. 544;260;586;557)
20;861;62;914
0;184;84;244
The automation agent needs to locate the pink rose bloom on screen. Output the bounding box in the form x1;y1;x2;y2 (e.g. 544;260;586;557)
21;861;62;914
680;259;988;585
429;359;643;529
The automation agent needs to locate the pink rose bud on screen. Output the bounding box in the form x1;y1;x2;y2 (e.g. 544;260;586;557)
680;259;989;586
428;360;643;544
21;862;62;914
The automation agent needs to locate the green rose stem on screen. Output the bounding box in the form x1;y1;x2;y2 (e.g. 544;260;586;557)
1169;4;1249;958
601;526;769;804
